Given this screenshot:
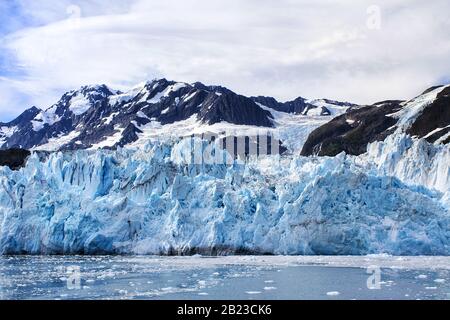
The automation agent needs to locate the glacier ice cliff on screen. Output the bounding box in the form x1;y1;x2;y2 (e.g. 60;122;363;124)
0;135;449;255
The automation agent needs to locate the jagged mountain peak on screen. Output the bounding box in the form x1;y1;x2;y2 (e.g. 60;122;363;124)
421;85;445;96
308;98;358;108
0;106;42;127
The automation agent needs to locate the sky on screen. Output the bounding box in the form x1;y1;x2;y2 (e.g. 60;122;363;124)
0;0;449;122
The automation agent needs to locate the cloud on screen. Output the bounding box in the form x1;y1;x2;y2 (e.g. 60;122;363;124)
1;0;449;121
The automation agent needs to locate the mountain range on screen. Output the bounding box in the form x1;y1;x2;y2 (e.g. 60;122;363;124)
0;79;449;164
0;79;356;152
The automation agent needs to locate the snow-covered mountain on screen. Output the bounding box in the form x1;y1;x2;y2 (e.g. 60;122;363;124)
0;83;448;255
302;85;450;156
0;79;353;153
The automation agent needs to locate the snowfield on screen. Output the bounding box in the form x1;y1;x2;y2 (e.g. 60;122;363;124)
0;131;448;255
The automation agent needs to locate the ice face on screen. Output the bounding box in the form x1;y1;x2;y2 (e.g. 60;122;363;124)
365;134;450;195
0;132;449;255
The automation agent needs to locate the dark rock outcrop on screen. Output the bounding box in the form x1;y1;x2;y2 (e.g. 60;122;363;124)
0;107;41;128
0;149;31;170
407;86;450;143
301;101;404;156
251;96;312;114
200;91;274;127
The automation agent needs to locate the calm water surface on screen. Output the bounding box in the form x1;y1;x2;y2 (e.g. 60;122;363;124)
0;256;449;300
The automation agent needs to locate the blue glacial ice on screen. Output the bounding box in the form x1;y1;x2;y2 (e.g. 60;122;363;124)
0;135;449;255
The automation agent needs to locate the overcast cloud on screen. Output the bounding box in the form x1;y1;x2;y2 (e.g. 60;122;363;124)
0;0;449;121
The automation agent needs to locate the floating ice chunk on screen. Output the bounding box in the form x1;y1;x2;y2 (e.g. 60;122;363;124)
246;291;262;295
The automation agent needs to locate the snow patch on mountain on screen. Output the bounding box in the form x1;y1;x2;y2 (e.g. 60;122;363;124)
423;125;450;140
31;106;60;132
148;82;187;104
257;103;340;152
103;112;119;125
90;126;126;149
0;126;17;138
109;84;146;106
0;126;17;147
303;107;327;116
389;86;443;130
184;91;197;102
32;131;82;152
435;131;450;145
69;93;92;116
136;111;149;120
306;99;352;116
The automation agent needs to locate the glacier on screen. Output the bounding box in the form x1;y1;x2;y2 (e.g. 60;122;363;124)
0;133;449;255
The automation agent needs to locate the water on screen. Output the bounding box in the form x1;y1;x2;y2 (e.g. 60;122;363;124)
0;256;449;300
